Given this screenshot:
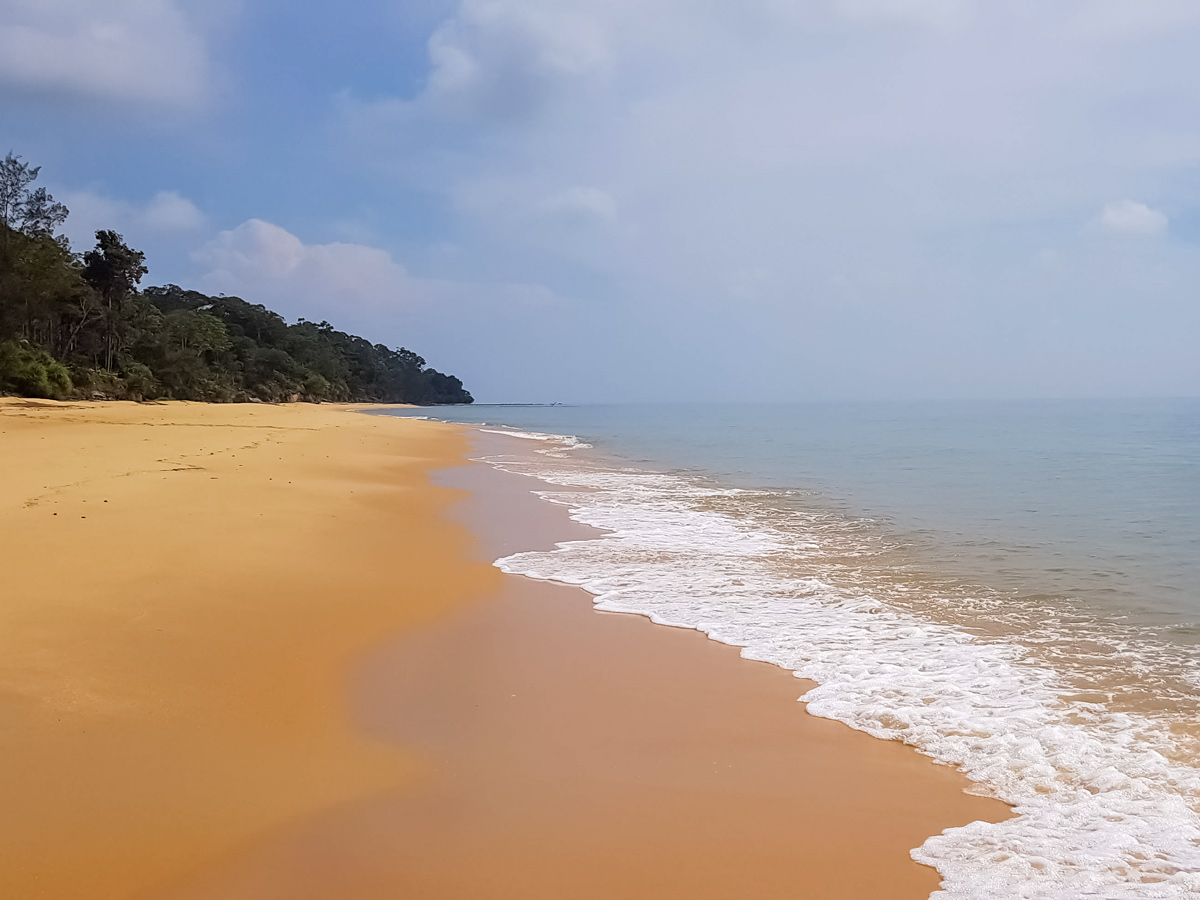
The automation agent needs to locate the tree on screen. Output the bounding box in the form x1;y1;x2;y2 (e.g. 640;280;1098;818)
0;154;67;240
2;154;473;405
0;153;38;235
0;229;87;350
0;156;78;351
82;230;147;371
20;188;69;237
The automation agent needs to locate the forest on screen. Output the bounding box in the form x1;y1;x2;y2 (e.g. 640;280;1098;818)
0;154;472;405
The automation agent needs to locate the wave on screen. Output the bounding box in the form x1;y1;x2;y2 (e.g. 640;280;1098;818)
477;427;593;451
480;434;1200;899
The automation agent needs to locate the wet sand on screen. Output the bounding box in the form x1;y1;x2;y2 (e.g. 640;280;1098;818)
1;404;1008;899
159;432;1010;899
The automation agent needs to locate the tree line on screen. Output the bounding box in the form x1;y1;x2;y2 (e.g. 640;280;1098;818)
0;154;472;405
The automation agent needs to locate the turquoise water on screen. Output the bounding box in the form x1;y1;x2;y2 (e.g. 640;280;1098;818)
378;399;1200;897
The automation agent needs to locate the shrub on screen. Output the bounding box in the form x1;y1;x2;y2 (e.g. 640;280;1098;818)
120;362;160;401
0;341;74;400
302;372;332;401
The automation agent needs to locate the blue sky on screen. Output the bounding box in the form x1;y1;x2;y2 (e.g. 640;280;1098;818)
2;0;1199;402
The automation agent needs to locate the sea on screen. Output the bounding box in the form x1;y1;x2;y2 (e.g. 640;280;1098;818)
378;399;1200;899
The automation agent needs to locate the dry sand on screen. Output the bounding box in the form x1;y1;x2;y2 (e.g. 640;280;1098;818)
0;402;1008;899
0;399;495;899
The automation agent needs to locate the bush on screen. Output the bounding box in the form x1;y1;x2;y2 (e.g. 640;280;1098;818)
0;341;74;400
120;362;160;401
69;366;120;399
69;365;161;401
302;372;332;401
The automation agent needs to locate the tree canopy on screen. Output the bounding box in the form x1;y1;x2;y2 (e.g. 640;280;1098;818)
0;154;472;405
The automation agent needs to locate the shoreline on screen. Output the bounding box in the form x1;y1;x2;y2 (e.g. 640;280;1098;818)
395;404;1200;897
163;428;1009;899
0;402;1008;898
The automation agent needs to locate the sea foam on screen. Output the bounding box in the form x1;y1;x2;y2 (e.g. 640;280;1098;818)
480;429;1200;899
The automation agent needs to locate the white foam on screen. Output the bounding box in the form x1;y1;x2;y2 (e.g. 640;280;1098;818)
482;438;1200;899
478;428;593;453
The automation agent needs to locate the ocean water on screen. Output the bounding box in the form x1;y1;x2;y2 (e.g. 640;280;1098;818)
378;400;1200;898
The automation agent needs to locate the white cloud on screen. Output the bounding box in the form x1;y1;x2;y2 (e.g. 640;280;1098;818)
540;187;617;225
140;191;206;231
423;0;610;120
348;0;1200;398
344;0;613;141
1098;200;1168;236
59;188;205;249
193;219;433;327
189;219;577;394
1069;0;1200;41
0;0;211;108
833;0;969;30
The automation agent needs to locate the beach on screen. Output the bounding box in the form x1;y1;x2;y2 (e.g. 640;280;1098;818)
0;400;1006;898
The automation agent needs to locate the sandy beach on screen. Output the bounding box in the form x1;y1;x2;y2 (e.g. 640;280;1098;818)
0;401;1007;899
0;399;495;899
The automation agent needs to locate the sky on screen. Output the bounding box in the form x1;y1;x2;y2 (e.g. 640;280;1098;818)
2;0;1199;402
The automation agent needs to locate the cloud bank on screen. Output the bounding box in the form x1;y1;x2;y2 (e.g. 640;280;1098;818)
193;219;439;332
0;0;212;108
1098;201;1169;236
60;188;205;251
329;0;1200;399
24;0;1200;401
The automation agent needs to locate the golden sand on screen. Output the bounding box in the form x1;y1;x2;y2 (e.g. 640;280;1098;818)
0;399;496;899
153;443;1010;900
0;402;1007;899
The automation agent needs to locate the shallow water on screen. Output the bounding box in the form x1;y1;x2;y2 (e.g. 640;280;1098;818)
379;400;1200;898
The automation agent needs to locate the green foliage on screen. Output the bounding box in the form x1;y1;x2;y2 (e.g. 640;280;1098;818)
0;156;473;406
140;286;472;404
119;362;160;401
82;230;148;372
0;153;68;236
0;341;73;400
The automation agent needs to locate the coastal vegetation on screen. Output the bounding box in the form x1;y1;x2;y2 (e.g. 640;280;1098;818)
0;154;471;404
